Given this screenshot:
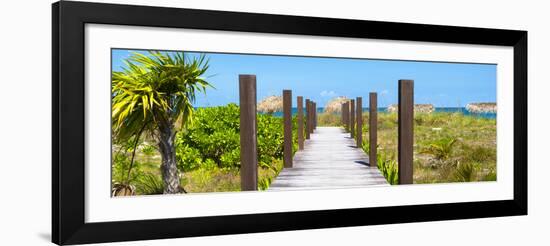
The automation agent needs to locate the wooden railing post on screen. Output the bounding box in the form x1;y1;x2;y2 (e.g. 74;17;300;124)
239;75;257;191
297;96;304;150
369;93;377;168
313;102;317;130
350;99;355;138
305;99;311;139
312;102;315;130
356;97;362;148
341;103;345;125
283;90;293;168
398;80;414;184
342;102;348;132
309;101;314;134
347;102;351;132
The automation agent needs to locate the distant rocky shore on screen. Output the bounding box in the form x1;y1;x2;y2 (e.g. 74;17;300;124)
387;104;434;113
323;96;348;113
256;95;496;115
257;95;283;114
466;103;497;113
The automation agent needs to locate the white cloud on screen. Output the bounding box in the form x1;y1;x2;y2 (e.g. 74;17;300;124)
320;90;337;97
381;90;389;95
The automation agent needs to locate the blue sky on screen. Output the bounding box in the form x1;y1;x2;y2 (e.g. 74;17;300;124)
112;49;496;107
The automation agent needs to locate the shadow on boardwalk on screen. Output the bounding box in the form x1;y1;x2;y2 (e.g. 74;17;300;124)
269;127;389;191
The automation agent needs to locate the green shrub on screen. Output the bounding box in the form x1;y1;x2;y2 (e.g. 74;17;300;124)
257;113;284;165
258;159;284;190
373;112;495;184
377;152;398;185
175;144;202;171
176;104;241;170
483;168;497;181
361;141;379;155
453;162;477;182
141;143;157;156
460;145;496;163
181;167;241;192
112;148;142;185
362;141;370;155
378;113;397;130
420;137;457;161
174;104;293;189
135;173;164;195
317;112;341;126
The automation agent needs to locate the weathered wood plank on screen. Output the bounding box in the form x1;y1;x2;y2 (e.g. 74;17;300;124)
297;96;304;150
341;103;345;125
283;90;292;168
398;80;414;184
305;99;311;139
239;75;257;191
356;97;362;148
369;92;377;168
269;127;389;191
313;102;317;130
350;99;355;138
343;102;350;132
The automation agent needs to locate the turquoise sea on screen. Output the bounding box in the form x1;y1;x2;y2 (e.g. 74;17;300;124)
268;107;496;119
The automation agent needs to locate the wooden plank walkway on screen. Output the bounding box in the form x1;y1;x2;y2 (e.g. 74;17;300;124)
269;127;389;191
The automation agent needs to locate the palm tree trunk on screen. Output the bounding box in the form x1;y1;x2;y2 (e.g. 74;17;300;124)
158;122;181;194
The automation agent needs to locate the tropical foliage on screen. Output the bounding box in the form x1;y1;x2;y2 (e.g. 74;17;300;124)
112;104;297;195
111;51;211;194
175;104;294;172
420;137;457;161
376;152;399;185
110;51;497;195
354;112;496;184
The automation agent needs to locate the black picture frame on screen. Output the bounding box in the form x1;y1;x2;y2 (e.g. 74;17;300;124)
52;1;527;245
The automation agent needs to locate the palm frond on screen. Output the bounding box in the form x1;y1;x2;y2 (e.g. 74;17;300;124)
112;50;213;141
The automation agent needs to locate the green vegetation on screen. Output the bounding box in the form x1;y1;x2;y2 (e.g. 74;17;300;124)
110;51;496;195
111;51;304;196
318;110;496;184
111;51;211;194
112;104;298;195
376;152;399;185
317;112;341;126
420;137;457;161
361;112;496;184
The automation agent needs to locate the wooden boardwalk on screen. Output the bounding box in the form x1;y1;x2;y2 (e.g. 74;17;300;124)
269;127;389;191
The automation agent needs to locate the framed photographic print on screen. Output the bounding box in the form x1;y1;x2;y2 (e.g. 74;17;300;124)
52;1;527;245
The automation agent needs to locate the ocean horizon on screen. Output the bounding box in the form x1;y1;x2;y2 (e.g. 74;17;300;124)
268;107;496;119
194;106;497;119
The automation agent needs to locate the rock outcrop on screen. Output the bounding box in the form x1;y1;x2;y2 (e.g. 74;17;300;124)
323;96;349;113
386;104;434;113
466;102;497;113
257;95;283;114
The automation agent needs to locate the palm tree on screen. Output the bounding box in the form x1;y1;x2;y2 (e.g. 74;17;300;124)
112;51;211;194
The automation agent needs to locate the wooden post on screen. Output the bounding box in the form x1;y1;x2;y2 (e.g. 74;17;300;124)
369;93;377;168
344;102;350;132
342;102;346;131
305;99;311;139
350;99;355;138
356;97;362;148
283;90;292;168
297;96;304;150
313;102;317;130
312;102;315;129
309;101;314;134
341;103;345;125
239;75;257;191
398;80;414;184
